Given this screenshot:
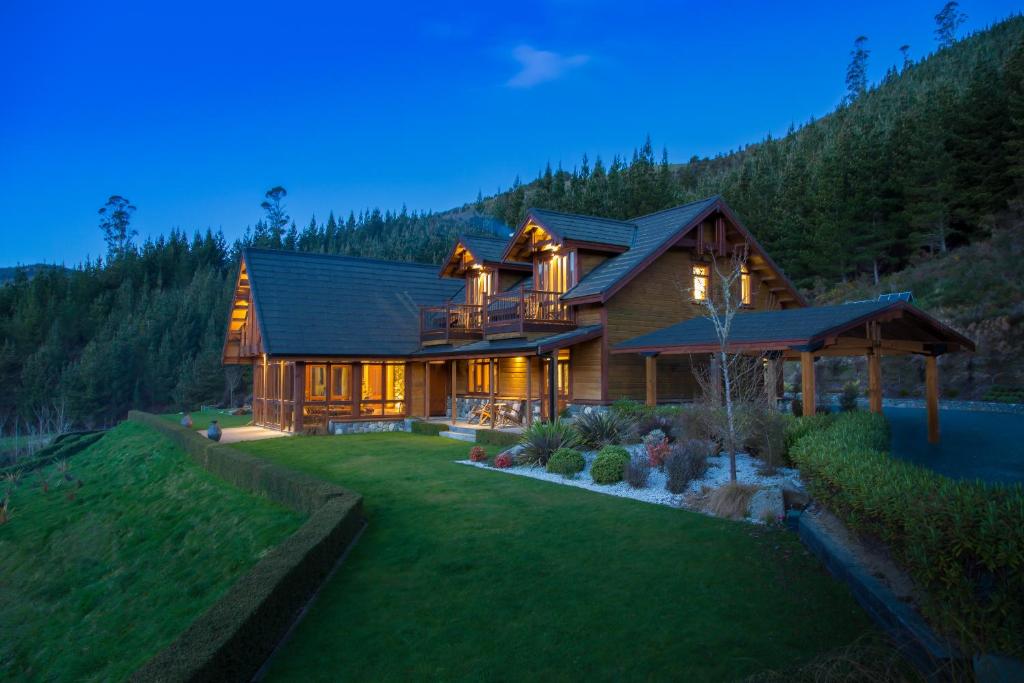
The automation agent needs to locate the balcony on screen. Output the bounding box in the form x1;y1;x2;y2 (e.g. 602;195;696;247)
419;303;483;344
484;288;576;336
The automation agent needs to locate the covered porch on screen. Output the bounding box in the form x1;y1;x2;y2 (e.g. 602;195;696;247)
613;300;975;443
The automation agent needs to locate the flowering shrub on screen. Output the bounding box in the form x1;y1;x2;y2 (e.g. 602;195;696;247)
468;446;488;463
493;451;514;469
643;429;670;468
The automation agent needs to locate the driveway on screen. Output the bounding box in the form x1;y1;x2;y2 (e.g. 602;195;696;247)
196;426;291;444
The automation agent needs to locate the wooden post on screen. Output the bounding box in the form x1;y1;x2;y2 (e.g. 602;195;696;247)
529;356;536;425
926;355;940;444
800;351;816;417
423;361;430;418
867;351;882;414
293;361;305;433
450;359;457;425
489;358;496;429
644;354;658;407
547;353;558;421
352;363;362;419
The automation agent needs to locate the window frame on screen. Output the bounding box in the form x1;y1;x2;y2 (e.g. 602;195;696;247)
692;264;710;302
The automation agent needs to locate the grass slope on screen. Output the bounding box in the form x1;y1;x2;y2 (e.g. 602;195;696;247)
0;421;304;682
240;433;877;681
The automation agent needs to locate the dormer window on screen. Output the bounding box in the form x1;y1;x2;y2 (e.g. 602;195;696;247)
536;250;576;294
692;264;709;302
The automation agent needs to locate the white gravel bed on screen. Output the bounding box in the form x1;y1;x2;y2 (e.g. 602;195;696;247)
457;445;803;513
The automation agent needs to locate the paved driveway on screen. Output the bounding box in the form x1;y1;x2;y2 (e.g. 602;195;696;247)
886;407;1024;484
196;426;291;444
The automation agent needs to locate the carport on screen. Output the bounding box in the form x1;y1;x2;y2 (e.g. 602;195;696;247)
613;300;975;443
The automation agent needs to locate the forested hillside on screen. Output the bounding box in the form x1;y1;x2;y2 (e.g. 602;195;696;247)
2;13;1022;432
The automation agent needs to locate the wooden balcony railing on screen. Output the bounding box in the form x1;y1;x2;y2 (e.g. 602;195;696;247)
419;303;483;343
484;287;576;334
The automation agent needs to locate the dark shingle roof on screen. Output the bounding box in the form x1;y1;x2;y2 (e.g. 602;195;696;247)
244;248;463;356
563;196;720;301
459;234;512;264
528;208;636;247
614;301;898;351
410;325;603;358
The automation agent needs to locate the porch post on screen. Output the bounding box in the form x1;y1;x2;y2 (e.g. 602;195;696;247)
489;358;496;430
800;351;816;417
423;361;430;417
352;362;362;418
547;352;558;421
293;360;305;433
450;359;457;425
867;350;883;414
644;353;658;407
926;355;940;444
525;356;533;427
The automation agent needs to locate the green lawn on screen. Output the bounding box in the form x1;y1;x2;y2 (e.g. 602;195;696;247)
161;410;253;430
0;421;304;682
239;433;878;681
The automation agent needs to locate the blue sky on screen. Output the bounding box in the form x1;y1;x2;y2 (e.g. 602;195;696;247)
1;0;1018;266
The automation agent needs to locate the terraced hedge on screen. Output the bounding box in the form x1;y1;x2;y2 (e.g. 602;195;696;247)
790;412;1024;656
127;412;364;682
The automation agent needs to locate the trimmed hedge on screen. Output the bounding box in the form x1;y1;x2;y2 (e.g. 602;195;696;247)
0;431;106;478
475;429;521;448
127;411;364;682
546;448;585;476
409;421;446;437
790;411;1024;656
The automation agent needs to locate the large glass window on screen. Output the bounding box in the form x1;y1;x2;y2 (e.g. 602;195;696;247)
467;359;495;394
692;264;709;302
360;362;406;416
536;251;576;293
466;270;494;306
330;364;352;401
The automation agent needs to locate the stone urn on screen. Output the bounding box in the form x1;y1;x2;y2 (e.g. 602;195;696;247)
180;413;193;428
207;420;222;442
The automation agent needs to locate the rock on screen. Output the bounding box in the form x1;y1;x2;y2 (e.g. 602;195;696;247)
781;480;810;510
748;486;784;523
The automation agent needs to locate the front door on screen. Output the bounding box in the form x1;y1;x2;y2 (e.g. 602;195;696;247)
428;363;448;416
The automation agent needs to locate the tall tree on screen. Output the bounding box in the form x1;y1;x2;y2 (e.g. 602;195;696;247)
98;195;137;261
900;44;912;70
846;36;870;103
935;2;967;48
260;186;289;247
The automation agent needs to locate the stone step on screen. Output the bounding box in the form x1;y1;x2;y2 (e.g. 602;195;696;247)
439;430;476;443
444;424;479;435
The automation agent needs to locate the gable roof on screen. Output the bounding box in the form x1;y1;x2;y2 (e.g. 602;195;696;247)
244;248;463;356
524;208;636;248
613;301;975;354
562;196;720;302
459;234;511;264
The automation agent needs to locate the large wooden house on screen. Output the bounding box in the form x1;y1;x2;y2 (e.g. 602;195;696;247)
223;195;972;441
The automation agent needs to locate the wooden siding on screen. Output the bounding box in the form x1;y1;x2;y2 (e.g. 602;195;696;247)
578;251;608;279
409;361;426;418
571;337;602;401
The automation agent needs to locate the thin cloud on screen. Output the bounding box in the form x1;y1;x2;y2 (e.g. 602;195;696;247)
506;45;589;88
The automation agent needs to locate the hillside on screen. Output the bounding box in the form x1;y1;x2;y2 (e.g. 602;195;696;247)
0;264;67;285
2;14;1023;429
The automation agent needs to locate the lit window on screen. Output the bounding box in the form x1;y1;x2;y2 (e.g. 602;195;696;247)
330;365;351;401
741;266;752;306
468;359;495;394
692;265;709;301
307;365;327;400
359;362;406;416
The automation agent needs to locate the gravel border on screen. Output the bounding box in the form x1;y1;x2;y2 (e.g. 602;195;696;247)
457;445;802;518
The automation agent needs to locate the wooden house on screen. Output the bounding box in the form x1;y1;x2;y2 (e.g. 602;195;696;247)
223;195;972;441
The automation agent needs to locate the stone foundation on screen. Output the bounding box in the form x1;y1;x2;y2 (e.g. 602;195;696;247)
329;419;412;435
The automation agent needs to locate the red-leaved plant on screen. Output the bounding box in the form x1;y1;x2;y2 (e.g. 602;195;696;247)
469;446;488;463
493;452;514;469
643;429;670;468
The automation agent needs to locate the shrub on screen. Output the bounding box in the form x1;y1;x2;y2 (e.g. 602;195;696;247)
546;448;585;477
493;451;514;469
705;483;758;520
574;411;628;448
664;440;709;494
744;406;792;469
590;446;631;485
789;411;1024;656
410;421;446;436
624;452;651;489
610;398;648;422
642;428;670;468
476;430;521;448
517;420;581;467
783;413;834;453
468;446;487;463
839;382;860;412
632;413;676;442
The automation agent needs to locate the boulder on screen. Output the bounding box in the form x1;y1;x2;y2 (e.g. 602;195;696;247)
781;480;810;510
748;486;785;523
